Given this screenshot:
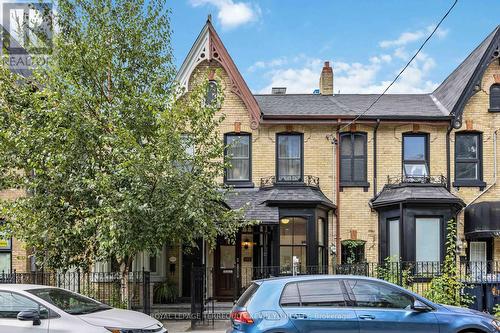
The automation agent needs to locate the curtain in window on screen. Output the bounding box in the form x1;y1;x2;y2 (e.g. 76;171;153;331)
277;135;302;181
226;135;250;181
403;135;429;178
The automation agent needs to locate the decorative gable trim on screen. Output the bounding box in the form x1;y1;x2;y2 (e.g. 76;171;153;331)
451;27;500;128
175;18;261;129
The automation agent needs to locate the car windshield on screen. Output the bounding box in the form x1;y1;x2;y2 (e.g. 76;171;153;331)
27;288;112;315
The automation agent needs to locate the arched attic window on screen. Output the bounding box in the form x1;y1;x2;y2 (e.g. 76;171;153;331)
490;83;500;111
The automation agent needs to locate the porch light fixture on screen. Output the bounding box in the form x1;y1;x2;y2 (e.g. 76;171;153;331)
242;239;253;249
281;218;290;225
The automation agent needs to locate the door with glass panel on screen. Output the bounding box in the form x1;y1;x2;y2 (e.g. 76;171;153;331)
214;239;236;299
280;217;307;274
469;241;487;280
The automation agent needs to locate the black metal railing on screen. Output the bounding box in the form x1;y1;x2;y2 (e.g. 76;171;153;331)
0;270;151;314
260;175;320;188
386;174;447;186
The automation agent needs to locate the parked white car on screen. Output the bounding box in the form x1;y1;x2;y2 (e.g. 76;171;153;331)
0;284;166;332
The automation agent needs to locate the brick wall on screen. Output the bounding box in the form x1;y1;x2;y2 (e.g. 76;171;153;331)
0;189;30;273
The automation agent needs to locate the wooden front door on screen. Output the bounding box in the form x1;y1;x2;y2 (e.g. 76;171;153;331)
214;238;236;299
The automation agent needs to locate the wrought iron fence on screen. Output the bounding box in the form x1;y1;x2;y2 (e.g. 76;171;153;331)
0;270;151;314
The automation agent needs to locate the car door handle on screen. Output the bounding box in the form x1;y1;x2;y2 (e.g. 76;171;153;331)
291;313;308;319
359;314;376;320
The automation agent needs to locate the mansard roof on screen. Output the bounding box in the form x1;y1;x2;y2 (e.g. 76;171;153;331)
175;17;261;129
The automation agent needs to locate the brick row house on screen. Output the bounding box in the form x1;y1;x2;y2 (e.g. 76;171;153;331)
3;19;500;301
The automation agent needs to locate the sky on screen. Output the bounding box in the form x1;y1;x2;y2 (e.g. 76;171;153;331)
170;0;500;95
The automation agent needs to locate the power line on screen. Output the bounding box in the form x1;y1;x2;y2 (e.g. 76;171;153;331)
338;0;459;132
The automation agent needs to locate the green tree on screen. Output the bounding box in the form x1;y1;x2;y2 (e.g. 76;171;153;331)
424;219;472;306
0;0;245;305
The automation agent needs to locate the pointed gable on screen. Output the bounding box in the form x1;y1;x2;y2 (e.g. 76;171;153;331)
175;18;261;129
432;25;500;128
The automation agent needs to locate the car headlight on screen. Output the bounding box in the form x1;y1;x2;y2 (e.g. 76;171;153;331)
492;319;500;331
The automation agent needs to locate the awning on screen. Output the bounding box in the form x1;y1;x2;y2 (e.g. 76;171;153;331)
465;201;500;238
371;184;465;209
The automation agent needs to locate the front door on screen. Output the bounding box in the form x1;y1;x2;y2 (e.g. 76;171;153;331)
214;239;236;299
469;241;487;278
345;279;439;333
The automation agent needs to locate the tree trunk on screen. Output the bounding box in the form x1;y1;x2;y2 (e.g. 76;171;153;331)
119;257;131;309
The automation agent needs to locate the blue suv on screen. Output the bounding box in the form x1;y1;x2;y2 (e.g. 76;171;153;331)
229;275;500;333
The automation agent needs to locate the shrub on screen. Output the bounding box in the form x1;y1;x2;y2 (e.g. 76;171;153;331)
153;278;178;304
423;219;473;307
377;257;413;288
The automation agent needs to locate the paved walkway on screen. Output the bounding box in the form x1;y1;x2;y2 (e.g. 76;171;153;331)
163;320;229;333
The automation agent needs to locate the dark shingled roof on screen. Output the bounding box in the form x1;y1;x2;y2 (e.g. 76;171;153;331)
255;94;448;119
224;188;279;224
254;25;500;120
431;25;500;114
224;186;335;224
371;184;465;209
263;186;335;208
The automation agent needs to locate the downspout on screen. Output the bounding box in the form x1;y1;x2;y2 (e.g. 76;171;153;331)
335;120;341;264
465;129;498;208
373;119;381;197
446;125;452;190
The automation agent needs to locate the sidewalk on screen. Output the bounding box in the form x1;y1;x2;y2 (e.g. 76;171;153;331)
163;320;229;333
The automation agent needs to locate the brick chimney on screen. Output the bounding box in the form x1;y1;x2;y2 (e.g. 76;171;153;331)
319;61;333;95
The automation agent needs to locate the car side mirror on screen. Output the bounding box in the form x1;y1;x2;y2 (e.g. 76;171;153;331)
17;309;41;326
412;299;431;312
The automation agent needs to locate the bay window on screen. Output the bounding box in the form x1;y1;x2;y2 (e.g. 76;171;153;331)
388;218;400;261
280;217;307;271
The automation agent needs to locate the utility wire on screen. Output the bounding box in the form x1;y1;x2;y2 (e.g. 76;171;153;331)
338;0;459;132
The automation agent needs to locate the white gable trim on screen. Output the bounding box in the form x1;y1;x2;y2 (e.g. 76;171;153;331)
175;24;210;91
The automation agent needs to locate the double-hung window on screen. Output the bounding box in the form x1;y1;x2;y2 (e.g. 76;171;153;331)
402;133;429;180
454;132;484;187
340;132;367;186
224;133;251;185
277;133;303;182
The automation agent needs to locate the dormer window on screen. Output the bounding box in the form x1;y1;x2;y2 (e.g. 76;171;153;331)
490;84;500;111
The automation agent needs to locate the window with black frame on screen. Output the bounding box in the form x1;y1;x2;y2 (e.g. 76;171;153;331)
277;133;303;182
340;132;367;186
454;132;483;187
279;217;307;272
225;133;251;184
490;84;500;111
402;133;429;181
